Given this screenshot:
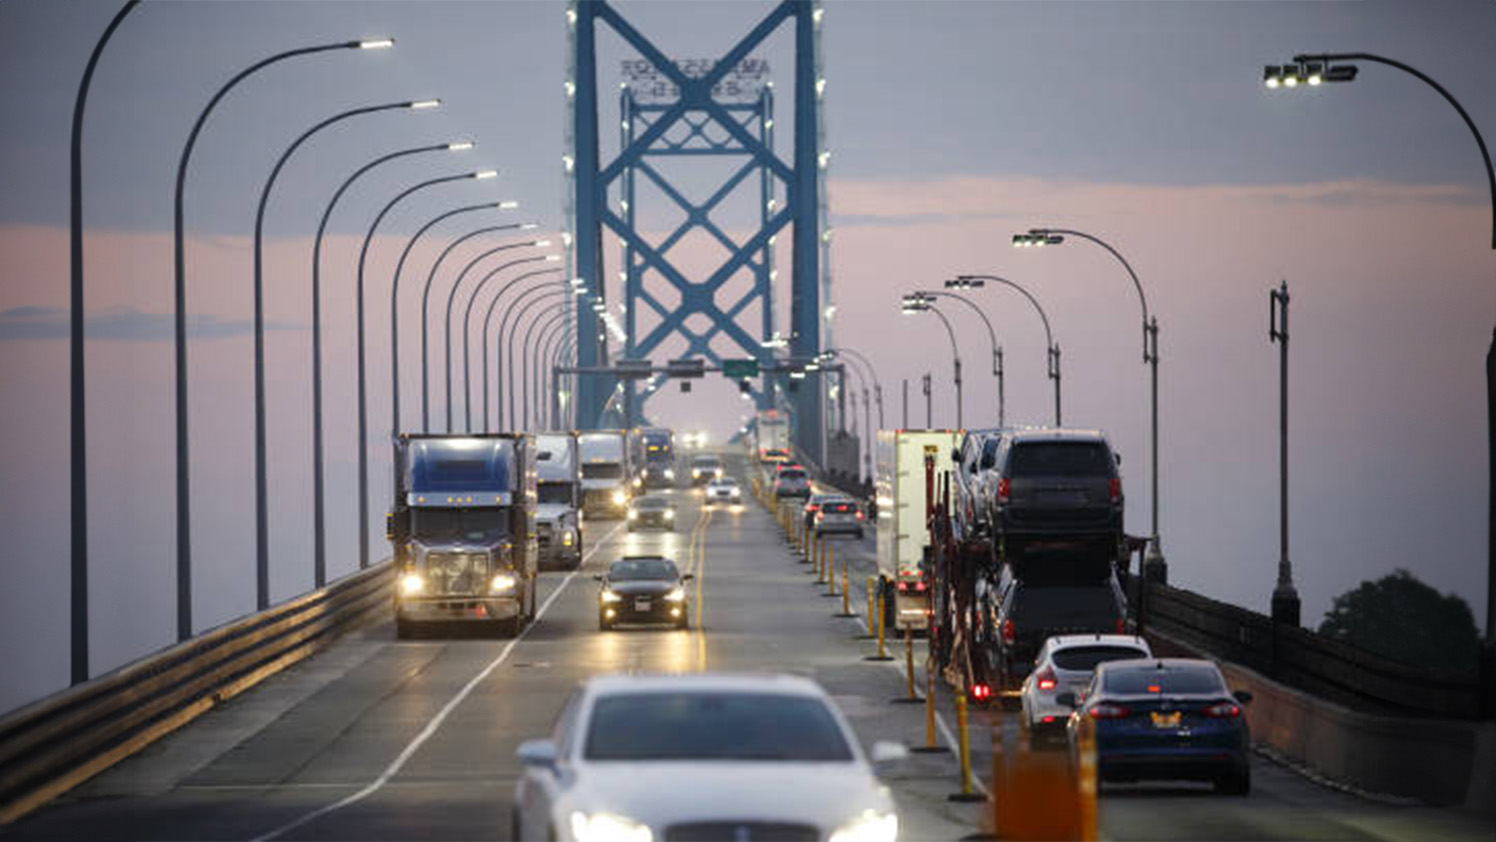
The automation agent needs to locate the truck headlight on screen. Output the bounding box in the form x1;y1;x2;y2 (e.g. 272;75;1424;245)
664;587;686;603
692;469;701;478
562;530;575;546
829;810;898;842
627;509;638;520
664;469;675;480
663;510;675;520
569;811;651;842
489;573;517;594
600;589;623;603
612;489;627;505
633;477;643;488
400;573;424;595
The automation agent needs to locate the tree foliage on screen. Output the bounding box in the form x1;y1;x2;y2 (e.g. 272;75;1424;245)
1318;569;1480;677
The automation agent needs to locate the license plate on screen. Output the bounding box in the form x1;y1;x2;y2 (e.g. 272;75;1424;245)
634;598;651;611
1150;711;1182;729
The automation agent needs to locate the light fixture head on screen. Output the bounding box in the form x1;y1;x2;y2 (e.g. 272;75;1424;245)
1303;61;1324;86
473;169;498;180
410;99;441;110
446;140;473;151
357;38;395;50
1263;65;1282;89
520;222;540;230
495;200;520;210
570;277;587;287
544;254;561;262
532;239;552;248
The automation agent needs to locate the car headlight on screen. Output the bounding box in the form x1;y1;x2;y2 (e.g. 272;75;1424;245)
692;469;701;478
664;469;675;480
600;589;622;603
627;509;638;520
633;477;643;488
489;573;517;593
829;810;898;842
569;812;652;842
613;490;627;505
664;587;686;603
400;573;424;595
663;510;675;520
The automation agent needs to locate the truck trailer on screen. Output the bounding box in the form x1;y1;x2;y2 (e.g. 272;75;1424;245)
578;430;631;519
874;429;962;632
534;432;582;569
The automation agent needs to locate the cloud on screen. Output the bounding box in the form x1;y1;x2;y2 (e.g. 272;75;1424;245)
0;306;302;341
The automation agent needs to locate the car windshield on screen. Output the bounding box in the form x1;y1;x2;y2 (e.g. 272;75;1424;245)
710;478;738;488
635;497;668;509
1103;665;1227;696
581;463;623;479
1052;645;1149;672
607;558;678;581
778;470;806;481
584;692;854;762
411;508;507;543
1008;442;1111;477
692;458;721;468
537;483;573;505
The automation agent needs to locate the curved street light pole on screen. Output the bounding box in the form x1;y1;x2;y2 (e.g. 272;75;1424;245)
499;284;566;430
419;225;540;431
388;200;512;441
526;305;571;431
456;258;558;430
251;98;433;611
918;290;1003;427
952;275;1063;426
519;299;569;430
354;168;496;568
903;298;963;428
834;346;884;429
70;0;139;684
553;338;578;429
309;142;461;587
538;308;576;429
1021;227;1162;580
173;36;393;639
446;252;555;430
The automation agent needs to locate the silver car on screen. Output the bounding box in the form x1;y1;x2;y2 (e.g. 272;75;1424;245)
1020;633;1152;742
704;476;742;505
513;673;904;842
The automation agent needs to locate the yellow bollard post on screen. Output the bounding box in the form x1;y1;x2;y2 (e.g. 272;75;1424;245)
912;653;946;753
824;545;837;595
864;587;893;661
948;691;985;802
905;628;918;700
841;555;851;615
866;577;876;626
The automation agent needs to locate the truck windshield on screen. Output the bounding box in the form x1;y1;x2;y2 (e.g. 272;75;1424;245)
538;483;574;505
410;441;513;493
582;463;623;479
412;509;507;543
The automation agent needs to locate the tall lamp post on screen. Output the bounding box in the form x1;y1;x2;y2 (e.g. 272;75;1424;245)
173;36;394;639
456;259;559;431
913;290;1003;426
500;285;567;429
522;303;571;430
534;308;573;429
1015;227;1164;581
1269;281;1299;626
949;275;1063;426
354;168;497;568
251;98;438;611
70;0;139;683
419;224;542;431
310;141;470;587
901;295;962;428
1265;53;1496;672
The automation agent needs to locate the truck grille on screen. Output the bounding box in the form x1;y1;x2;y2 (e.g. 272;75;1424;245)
423;552;486;596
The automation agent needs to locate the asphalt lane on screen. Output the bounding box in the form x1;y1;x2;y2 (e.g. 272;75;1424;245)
5;453;1491;841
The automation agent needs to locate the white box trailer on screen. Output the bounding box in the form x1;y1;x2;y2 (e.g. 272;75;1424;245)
875;429;961;631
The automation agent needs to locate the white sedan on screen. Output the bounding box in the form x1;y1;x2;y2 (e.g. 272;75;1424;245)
1020;633;1152;742
703;476;742;505
513;673;904;842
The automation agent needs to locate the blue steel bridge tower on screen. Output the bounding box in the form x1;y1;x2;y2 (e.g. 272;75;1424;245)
565;0;831;464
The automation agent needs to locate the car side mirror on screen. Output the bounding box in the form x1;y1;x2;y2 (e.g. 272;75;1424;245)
870;740;908;773
1234;690;1253;705
681;573;695;581
516;739;558;768
1055;692;1078;709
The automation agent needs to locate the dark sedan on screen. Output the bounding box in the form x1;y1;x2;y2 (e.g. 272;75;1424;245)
595;556;692;630
1062;658;1253;795
626;494;676;531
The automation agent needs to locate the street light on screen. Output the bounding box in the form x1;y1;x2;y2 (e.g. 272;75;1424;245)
1264;51;1496;652
520;301;571;430
914;289;1003;427
251;99;439;611
458;259;560;430
533;307;573;429
354;168;496;569
69;0;139;683
501;284;568;429
901;294;962;428
1014;226;1164;581
443;247;552;431
949;275;1063;426
309;141;468;587
419;225;541;431
389;199;519;442
171;35;394;640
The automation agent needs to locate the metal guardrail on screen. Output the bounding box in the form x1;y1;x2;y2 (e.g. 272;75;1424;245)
0;561;392;824
1130;578;1483;720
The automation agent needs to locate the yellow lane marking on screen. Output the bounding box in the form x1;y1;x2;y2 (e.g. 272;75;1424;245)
690;502;714;671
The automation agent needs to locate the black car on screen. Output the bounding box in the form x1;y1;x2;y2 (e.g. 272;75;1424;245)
627;494;676;532
990;570;1129;692
1061;658;1253;795
988;429;1123;563
595;556;692;630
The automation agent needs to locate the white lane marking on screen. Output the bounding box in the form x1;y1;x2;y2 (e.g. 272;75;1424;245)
251;523;623;842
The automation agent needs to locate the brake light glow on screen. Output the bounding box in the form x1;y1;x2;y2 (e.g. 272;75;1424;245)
1088;703;1129;719
1147;684;1162;694
1203;702;1242;718
1035;666;1057;691
1115;617;1127;634
855;511;864;521
804;503;818;513
971;684;992;701
997;478;1010;504
1109;477;1121;504
1001;618;1015;644
1040;716;1057;724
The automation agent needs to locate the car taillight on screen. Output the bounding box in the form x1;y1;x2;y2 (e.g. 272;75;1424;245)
804;503;818;513
855;511;864;520
1088;703;1129;719
1115;617;1127;634
997;478;1010;504
971;684;992;701
1109;477;1121;504
1001;618;1015;644
1203;702;1242;718
1035;666;1057;691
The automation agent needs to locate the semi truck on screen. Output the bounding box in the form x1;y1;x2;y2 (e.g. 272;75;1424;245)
874;428;962;632
754;409;791;464
629;427;676;490
578;430;631;519
534;432;582;570
387;433;538;638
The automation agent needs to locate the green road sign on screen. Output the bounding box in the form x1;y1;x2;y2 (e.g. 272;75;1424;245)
722;358;759;378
